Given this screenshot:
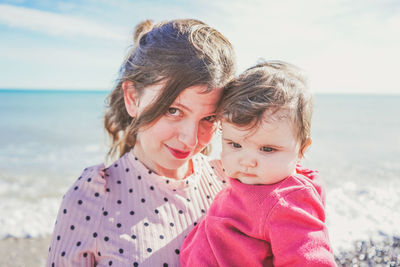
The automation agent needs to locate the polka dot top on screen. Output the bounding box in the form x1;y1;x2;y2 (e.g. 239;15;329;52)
47;151;227;267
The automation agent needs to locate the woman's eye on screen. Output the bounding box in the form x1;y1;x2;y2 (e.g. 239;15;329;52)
261;147;274;152
167;107;180;117
203;115;217;123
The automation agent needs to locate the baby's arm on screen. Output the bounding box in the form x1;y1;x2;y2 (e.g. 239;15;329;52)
47;164;106;267
266;186;336;267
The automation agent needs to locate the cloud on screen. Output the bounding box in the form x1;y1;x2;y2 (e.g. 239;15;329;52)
0;1;399;93
0;4;127;41
201;0;400;94
0;41;121;90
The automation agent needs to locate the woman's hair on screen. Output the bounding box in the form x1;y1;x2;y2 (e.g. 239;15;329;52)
104;19;236;159
218;60;313;147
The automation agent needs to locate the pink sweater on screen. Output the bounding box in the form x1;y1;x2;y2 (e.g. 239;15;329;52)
47;152;227;266
181;166;336;267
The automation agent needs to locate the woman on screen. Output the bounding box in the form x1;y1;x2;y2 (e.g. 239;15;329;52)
47;19;235;266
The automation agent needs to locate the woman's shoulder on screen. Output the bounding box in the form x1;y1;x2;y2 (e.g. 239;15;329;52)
209;158;227;181
79;162;106;180
48;162;109;265
62;162;107;204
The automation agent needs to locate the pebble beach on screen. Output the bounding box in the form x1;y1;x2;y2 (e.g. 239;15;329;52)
335;236;400;267
0;236;50;267
0;235;399;267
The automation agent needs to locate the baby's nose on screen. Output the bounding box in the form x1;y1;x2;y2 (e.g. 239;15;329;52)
239;157;257;168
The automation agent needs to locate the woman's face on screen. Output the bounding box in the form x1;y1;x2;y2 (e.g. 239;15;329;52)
130;82;222;179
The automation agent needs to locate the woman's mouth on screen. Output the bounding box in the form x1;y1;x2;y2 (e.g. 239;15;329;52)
166;146;191;159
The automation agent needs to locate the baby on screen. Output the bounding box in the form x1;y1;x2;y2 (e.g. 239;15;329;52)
181;61;336;266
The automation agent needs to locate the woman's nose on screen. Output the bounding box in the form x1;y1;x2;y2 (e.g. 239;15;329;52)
178;121;198;148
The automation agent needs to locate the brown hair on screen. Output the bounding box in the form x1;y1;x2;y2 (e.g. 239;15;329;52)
218;60;313;147
104;19;236;159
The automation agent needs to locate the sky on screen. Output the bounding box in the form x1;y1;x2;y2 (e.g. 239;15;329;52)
0;0;399;94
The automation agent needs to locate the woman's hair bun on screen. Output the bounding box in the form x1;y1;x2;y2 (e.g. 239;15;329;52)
133;19;154;45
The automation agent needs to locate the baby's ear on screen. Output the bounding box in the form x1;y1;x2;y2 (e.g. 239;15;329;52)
122;81;139;118
299;138;312;159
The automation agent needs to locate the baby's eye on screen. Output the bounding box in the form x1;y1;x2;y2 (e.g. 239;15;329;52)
229;142;241;149
261;147;274;152
203;115;217;123
167;107;181;117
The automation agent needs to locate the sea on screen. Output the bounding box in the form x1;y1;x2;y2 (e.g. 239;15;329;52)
0;89;399;253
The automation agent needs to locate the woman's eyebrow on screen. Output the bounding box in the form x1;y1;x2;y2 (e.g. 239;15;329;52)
174;102;192;112
174;102;217;115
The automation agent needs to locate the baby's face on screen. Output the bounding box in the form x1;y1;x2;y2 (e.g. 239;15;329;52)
221;114;302;185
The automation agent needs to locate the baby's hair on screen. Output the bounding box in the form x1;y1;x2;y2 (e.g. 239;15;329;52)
104;19;236;159
218;60;313;147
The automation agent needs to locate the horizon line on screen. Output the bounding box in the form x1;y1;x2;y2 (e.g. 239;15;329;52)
0;88;110;93
1;88;399;96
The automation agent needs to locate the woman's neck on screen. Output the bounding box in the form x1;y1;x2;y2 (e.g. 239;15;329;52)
132;146;193;180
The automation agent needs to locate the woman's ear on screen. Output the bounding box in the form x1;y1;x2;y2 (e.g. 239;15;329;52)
122;81;139;118
299;138;312;159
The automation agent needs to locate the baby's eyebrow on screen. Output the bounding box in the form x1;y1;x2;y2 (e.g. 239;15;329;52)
222;137;240;143
260;144;283;149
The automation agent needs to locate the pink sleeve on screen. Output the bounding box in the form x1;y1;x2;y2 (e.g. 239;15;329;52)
265;187;337;267
47;164;106;267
